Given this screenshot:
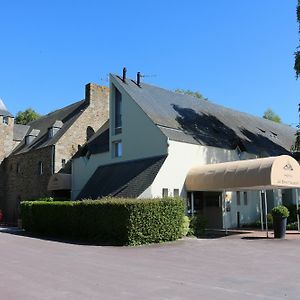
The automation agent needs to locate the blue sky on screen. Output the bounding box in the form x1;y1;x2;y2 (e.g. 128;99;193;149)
0;0;299;126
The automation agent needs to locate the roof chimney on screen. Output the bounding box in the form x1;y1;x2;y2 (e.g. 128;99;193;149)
122;67;127;83
137;72;141;87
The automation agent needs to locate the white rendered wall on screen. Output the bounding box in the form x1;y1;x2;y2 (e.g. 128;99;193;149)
139;140;262;228
71;152;110;199
72;77;168;200
109;76;168;162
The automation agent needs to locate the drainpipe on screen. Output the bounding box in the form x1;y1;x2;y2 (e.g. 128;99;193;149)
51;145;55;174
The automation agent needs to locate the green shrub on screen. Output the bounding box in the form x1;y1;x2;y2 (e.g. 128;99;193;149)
287;222;299;230
285;205;298;223
180;216;190;237
21;197;185;246
24;197;70;202
271;205;290;218
189;214;208;237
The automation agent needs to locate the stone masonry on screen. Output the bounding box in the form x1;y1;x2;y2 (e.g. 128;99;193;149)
0;83;109;223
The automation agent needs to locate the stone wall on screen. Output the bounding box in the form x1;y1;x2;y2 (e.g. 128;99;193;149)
0;116;14;164
3;146;53;223
1;83;109;223
0;115;14;217
55;84;109;173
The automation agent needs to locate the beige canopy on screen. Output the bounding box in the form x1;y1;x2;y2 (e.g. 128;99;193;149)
47;173;71;191
185;155;300;191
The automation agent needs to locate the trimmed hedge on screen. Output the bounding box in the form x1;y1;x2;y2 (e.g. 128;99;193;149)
21;197;185;246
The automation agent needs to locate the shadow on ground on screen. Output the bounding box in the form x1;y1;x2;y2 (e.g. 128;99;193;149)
0;227;122;247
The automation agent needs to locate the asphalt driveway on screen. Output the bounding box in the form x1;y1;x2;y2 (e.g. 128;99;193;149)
0;229;299;300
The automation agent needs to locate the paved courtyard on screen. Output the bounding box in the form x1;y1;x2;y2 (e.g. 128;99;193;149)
0;229;299;300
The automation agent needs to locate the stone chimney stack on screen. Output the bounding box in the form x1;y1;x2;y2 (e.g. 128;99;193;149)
85;83;109;108
84;83;109;129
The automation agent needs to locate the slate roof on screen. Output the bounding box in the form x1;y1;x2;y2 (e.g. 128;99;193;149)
0;99;13;117
76;120;110;158
12;100;87;155
77;155;167;200
13;124;30;141
111;74;296;156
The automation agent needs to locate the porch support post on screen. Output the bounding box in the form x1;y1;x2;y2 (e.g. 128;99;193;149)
191;192;195;217
263;190;268;238
223;190;228;235
296;189;300;233
259;191;264;231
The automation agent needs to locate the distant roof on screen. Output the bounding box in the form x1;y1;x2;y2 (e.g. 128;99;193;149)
111;74;296;156
13;124;30;141
76;120;110;158
12;99;87;155
77;155;167;200
0;99;13;117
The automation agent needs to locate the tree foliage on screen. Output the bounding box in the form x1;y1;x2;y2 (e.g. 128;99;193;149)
295;0;300;78
175;89;208;100
293;2;300;152
262;109;281;123
15;108;41;125
291;104;300;152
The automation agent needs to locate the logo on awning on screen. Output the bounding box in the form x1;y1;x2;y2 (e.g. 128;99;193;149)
283;162;294;171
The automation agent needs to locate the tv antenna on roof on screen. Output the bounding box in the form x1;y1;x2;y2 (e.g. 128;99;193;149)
100;74;109;83
140;74;157;78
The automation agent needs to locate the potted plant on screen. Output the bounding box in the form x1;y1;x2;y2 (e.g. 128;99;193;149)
271;205;289;239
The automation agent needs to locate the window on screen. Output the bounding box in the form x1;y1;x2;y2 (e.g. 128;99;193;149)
38;161;43;175
86;126;95;141
162;188;168;197
173;189;179;197
114;141;122;158
61;159;66;168
16;163;20;174
115;88;122;134
236;191;241;206
244;192;248;205
2;116;8;125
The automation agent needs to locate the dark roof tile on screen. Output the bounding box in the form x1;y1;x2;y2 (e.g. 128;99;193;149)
77;155;167;199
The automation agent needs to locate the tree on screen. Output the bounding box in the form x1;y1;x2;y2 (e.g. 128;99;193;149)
293;1;300;152
295;0;300;77
262;109;281;123
175;89;208;101
15;108;41;125
291;104;300;152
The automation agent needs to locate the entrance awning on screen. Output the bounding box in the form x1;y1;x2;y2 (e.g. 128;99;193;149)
47;173;71;191
185;155;300;191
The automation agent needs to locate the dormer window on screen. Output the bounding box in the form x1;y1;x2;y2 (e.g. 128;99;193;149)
2;116;8;125
25;129;40;145
48;120;63;139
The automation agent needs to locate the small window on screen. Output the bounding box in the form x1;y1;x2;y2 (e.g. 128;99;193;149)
38;161;43;175
244;192;248;205
86;126;95;141
16;163;20;174
115;87;122;134
114;141;122;158
236;191;241;206
61;159;66;168
173;189;179;197
162;188;168;198
2;116;8;125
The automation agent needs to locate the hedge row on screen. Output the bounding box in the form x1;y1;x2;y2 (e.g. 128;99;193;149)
21;197;185;246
